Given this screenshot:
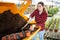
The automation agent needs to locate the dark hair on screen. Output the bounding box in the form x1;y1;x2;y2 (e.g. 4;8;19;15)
38;2;44;6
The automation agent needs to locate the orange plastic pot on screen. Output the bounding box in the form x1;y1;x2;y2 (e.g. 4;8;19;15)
19;32;24;38
25;31;31;37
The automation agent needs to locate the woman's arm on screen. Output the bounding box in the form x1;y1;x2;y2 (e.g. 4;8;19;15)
30;11;35;18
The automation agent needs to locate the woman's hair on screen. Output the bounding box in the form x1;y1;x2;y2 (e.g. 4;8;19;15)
38;2;44;6
38;2;48;13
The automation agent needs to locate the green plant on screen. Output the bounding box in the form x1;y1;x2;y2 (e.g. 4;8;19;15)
48;14;53;17
49;18;55;29
55;18;59;29
48;7;59;17
45;18;52;28
59;18;60;30
45;18;54;29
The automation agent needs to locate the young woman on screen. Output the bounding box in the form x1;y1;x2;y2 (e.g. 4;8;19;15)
30;2;48;40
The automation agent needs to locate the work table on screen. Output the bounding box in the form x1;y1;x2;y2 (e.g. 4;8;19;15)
23;28;40;40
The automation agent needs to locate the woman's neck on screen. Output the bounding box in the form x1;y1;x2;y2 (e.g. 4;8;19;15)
39;9;43;14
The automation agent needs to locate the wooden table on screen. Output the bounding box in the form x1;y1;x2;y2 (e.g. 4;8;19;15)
23;28;40;40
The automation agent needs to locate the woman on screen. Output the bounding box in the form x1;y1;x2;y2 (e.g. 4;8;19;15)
30;2;48;40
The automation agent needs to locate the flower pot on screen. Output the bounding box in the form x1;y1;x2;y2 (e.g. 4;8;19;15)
49;29;53;32
45;28;48;31
2;36;6;40
54;29;58;32
25;31;31;37
19;32;24;38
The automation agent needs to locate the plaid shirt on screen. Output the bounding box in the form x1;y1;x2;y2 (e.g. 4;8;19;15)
30;9;48;31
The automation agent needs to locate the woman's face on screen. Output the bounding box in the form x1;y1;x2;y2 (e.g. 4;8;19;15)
37;4;44;11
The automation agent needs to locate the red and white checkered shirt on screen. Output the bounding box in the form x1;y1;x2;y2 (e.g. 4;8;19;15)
30;9;48;31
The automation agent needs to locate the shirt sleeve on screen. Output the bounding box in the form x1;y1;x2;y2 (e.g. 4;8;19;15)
30;11;35;18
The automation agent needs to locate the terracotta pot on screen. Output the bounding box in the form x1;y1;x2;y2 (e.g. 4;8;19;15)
49;29;53;32
7;35;11;40
2;36;6;40
13;34;17;40
25;31;31;37
54;29;58;32
19;32;24;38
2;34;16;40
45;28;48;31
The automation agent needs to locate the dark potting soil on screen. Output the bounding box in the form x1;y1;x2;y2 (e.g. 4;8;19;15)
0;10;30;38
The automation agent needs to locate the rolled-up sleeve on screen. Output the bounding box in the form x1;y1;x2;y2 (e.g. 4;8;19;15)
30;11;35;18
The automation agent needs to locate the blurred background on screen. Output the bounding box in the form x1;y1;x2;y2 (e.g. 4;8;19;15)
1;0;60;17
